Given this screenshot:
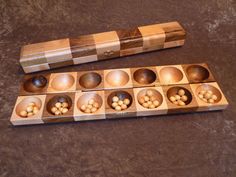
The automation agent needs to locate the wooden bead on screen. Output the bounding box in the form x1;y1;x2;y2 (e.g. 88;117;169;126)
123;98;130;105
174;95;181;100
51;107;57;113
85;108;91;113
112;102;118;108
112;96;119;102
91;107;97;113
208;99;214;104
62;108;68;114
173;101;179;105
115;106;122;111
178;89;185;96
150;96;156;102
181;95;188;102
153;100;159;107
62;102;69;108
121;104;127;110
146;90;153;97
55;110;61;115
93;102;99;108
142;102;149;108
198;94;204;99
33;108;39;114
80;105;86;111
55;102;62;108
87;104;93;109
144;96;150;102
178;100;185;106
118;100;123;106
28;102;36;106
204;93;211;99
138;97;145;104
169;96;176;102
200;90;206;95
149;104;155;109
212;95;217;101
19;110;27;117
147;101;152;105
202;98;208;103
26;106;33;113
88;99;95;105
207;90;213;95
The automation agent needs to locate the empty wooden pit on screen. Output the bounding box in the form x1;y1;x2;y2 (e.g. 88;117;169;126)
159;67;183;83
133;68;157;85
105;70;130;87
79;72;102;89
50;73;75;91
186;65;210;82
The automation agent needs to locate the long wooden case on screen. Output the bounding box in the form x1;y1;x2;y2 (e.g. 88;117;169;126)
20;21;186;73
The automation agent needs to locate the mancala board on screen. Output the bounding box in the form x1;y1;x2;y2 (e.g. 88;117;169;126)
20;21;186;73
11;63;228;125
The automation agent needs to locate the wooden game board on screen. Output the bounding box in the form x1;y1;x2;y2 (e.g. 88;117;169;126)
11;63;228;126
20;21;186;73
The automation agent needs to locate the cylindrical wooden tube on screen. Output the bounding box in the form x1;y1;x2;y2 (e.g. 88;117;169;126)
20;21;186;73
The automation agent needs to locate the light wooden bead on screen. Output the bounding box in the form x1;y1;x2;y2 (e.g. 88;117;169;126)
147;101;152;105
115;106;122;111
51;107;57;113
200;90;206;95
150;96;156;102
204;93;211;99
149;104;155;109
174;95;181;100
144;96;150;102
62;102;69;108
121;104;127;110
178;89;185;96
181;95;188;102
88;99;95;105
169;96;176;102
198;94;204;99
153;100;160;107
212;95;217;101
91;107;97;113
139;97;145;104
112;96;119;102
146;90;153;97
202;98;208;103
55;102;62;108
173;101;179;105
207;90;213;95
62;108;68;114
93;102;99;108
55;110;61;115
59;107;64;112
33;108;39;115
80;105;86;111
118;100;123;106
208;99;214;104
112;102;118;108
19;110;27;117
29;102;36;106
87;104;93;109
142;102;149;108
27;112;34;117
26;105;33;112
123;98;130;105
178;100;186;106
85;108;91;113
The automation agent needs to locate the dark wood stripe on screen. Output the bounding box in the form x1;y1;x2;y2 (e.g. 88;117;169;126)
70;35;97;58
49;60;74;69
165;30;186;42
116;28;143;50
